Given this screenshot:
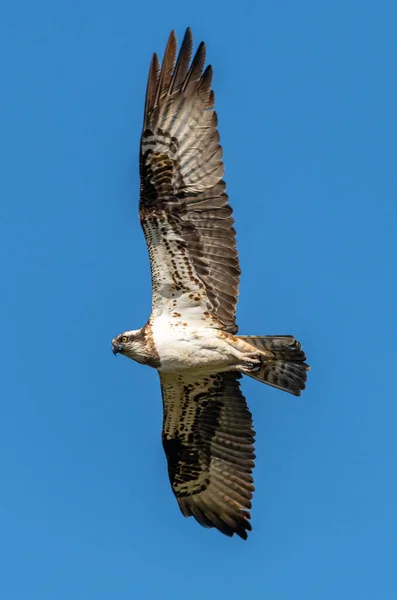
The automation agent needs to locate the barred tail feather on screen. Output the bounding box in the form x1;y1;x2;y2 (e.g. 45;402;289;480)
239;335;310;396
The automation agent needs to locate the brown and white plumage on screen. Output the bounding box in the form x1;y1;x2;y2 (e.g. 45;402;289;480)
139;28;240;332
111;28;309;540
160;371;254;539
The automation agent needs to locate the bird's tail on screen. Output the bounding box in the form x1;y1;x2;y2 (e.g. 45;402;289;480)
239;335;309;396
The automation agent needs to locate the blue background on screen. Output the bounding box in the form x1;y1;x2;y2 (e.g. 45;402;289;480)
1;1;396;598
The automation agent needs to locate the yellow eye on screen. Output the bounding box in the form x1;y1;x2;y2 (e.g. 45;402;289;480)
121;335;128;343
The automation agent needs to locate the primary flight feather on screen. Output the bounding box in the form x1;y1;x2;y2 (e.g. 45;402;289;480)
112;28;309;540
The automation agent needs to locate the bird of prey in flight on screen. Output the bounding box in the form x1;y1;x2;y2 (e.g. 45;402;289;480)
112;28;309;539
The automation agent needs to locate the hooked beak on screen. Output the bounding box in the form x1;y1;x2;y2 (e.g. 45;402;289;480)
112;343;122;355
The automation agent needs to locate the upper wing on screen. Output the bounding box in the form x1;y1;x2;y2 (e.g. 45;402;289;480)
160;370;255;539
139;28;240;333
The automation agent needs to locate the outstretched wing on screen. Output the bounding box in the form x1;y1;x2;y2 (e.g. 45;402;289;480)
160;371;255;539
140;28;240;333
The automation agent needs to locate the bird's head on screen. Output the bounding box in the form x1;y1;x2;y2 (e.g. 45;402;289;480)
111;330;143;361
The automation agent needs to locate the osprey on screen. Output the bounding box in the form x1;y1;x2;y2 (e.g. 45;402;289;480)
112;28;309;540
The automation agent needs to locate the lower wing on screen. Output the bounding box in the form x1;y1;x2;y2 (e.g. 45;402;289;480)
159;370;255;539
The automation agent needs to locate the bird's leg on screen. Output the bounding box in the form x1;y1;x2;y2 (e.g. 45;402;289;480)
215;330;264;373
234;351;262;374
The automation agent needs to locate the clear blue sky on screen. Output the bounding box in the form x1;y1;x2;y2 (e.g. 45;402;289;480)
1;1;396;598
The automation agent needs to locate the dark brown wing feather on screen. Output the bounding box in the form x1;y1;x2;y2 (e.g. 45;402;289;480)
160;371;255;540
140;28;240;333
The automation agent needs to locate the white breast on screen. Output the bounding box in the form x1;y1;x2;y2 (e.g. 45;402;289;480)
151;315;232;373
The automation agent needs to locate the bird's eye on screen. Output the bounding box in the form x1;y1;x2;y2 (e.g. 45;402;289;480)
121;335;128;343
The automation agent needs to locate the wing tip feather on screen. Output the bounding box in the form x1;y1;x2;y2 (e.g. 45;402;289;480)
178;496;252;540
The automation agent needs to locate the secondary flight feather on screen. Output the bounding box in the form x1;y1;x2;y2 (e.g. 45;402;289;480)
112;28;309;540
